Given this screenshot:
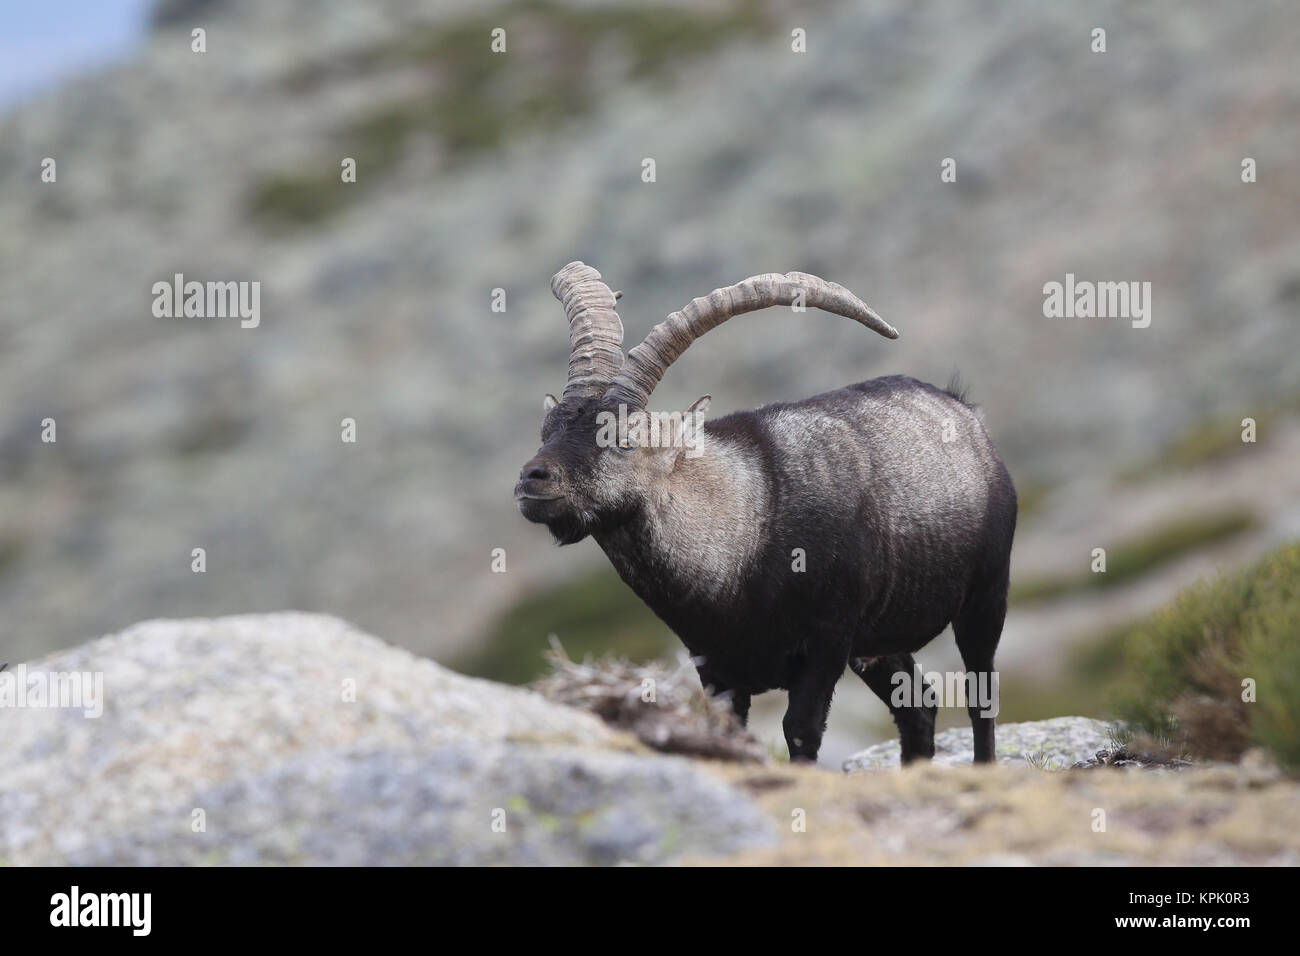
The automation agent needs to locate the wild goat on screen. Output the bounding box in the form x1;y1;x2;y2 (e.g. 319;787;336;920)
516;262;1017;763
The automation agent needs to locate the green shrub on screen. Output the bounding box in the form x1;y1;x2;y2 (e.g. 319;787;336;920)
1240;550;1300;769
247;172;355;228
1110;541;1300;770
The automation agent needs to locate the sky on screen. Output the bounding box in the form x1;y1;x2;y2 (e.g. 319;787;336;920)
0;0;150;106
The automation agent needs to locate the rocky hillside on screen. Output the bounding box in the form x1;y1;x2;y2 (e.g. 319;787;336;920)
1;0;1298;682
1;614;1296;865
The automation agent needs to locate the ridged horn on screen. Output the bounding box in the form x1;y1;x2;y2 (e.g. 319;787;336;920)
603;272;897;409
551;261;625;402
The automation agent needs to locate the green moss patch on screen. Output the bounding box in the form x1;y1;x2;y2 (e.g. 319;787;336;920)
455;567;677;684
250;0;770;229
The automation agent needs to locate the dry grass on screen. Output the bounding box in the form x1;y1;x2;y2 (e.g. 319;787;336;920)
531;641;767;763
690;757;1299;865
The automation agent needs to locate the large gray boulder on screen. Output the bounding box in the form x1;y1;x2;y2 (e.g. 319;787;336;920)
0;613;774;865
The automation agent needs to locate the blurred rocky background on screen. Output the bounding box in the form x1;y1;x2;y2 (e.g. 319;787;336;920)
1;0;1298;764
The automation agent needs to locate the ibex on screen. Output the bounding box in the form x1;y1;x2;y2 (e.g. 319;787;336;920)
516;262;1016;764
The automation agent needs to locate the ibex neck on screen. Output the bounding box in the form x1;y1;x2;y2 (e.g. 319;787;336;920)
596;432;769;601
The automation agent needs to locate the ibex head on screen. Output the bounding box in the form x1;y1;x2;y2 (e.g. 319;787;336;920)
515;261;897;544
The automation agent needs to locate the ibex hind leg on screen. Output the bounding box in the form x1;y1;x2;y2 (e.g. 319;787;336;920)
850;653;936;764
952;580;1008;764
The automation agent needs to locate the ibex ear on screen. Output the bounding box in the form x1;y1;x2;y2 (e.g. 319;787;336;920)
542;393;558;413
658;395;711;465
686;395;711;418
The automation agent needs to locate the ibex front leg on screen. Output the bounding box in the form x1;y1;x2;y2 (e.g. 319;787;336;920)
696;664;751;727
782;649;843;763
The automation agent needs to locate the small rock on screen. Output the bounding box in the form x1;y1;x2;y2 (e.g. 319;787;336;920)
842;716;1116;773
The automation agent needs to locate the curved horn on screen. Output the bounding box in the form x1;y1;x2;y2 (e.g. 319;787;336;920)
551;261;625;402
603;272;897;409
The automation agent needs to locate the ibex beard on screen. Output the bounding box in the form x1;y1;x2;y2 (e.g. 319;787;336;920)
517;262;1017;765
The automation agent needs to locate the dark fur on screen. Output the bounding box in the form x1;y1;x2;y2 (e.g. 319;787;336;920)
518;374;1017;764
